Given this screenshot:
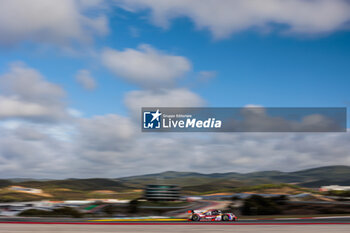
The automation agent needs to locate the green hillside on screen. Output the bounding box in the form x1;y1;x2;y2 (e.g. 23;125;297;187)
18;178;128;192
1;165;349;201
118;165;350;188
0;179;13;188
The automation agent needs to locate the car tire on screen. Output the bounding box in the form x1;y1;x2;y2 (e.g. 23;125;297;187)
191;214;200;221
222;214;229;221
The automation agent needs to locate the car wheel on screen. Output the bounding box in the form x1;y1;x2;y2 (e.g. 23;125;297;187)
222;214;229;221
191;214;200;221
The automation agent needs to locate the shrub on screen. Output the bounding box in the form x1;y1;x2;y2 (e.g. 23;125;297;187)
241;195;282;215
19;207;83;218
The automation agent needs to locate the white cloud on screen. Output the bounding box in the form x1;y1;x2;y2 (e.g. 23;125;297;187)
0;63;68;122
78;114;136;152
116;0;350;38
0;63;348;178
0;0;108;46
101;44;191;88
75;69;97;90
0;113;349;178
67;108;83;118
0;96;66;121
0;121;75;178
124;88;205;118
0;63;65;105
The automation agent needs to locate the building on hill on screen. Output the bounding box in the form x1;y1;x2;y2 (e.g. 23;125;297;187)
144;185;181;201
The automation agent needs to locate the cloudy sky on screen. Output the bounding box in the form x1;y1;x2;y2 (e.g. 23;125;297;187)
0;0;349;178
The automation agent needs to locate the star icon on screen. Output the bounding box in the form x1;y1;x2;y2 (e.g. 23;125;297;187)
151;109;162;122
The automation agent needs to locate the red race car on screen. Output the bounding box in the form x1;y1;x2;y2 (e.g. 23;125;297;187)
188;209;237;221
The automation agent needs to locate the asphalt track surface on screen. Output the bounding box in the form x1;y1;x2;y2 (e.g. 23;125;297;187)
0;223;349;233
1;217;350;233
1;216;350;223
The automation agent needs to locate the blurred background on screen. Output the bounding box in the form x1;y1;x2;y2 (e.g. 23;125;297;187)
1;166;350;219
0;0;350;221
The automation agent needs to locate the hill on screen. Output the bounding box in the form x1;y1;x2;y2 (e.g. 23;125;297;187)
117;165;350;189
18;178;128;192
1;165;349;201
290;166;350;187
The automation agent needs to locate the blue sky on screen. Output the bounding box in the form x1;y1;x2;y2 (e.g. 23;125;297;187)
0;0;350;178
1;7;349;117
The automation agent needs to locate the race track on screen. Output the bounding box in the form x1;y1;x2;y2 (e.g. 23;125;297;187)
1;217;350;233
0;223;349;233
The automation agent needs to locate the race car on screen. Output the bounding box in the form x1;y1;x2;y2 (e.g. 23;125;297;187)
188;209;237;221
